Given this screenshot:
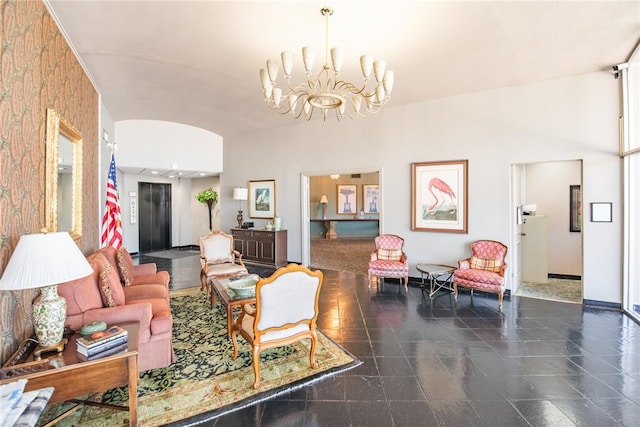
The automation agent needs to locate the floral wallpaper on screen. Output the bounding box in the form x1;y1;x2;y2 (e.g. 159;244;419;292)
0;0;99;364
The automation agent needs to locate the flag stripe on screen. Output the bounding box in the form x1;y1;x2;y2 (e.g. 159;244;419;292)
101;153;123;250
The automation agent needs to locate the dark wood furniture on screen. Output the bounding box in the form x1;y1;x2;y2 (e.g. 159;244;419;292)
230;228;287;268
0;323;140;427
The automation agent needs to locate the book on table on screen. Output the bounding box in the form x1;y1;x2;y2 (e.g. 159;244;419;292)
77;341;129;361
76;325;128;356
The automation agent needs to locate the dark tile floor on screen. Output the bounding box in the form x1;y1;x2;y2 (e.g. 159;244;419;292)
138;251;640;426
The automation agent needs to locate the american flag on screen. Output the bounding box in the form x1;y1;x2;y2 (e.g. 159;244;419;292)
101;153;123;249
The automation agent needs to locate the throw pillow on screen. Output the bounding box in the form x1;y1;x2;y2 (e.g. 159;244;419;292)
99;262;126;307
116;248;135;286
377;248;402;261
469;256;502;273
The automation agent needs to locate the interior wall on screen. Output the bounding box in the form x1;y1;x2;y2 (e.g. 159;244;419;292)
221;71;621;305
0;0;99;364
525;161;582;276
115;120;223;174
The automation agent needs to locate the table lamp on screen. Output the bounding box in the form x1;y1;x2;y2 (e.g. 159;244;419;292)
0;232;93;356
319;195;328;219
233;187;248;227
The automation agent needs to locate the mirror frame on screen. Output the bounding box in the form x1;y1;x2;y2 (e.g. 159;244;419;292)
45;108;83;241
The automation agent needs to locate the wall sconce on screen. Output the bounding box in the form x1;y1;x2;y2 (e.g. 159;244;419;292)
319;194;328;219
330;174;340;180
233;187;248;227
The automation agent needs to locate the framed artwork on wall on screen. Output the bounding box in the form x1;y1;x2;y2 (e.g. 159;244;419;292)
337;184;357;214
411;160;468;233
570;185;581;232
248;179;275;219
363;184;379;214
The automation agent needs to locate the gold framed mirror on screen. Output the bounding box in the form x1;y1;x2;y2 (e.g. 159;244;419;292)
45;108;83;241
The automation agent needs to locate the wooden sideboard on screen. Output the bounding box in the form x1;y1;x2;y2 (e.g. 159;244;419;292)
230;228;288;268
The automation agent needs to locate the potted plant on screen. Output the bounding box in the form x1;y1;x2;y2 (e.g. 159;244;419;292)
196;188;218;230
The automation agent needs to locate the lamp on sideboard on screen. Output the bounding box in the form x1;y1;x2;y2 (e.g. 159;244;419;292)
319;194;328;219
233;187;248;227
0;231;93;357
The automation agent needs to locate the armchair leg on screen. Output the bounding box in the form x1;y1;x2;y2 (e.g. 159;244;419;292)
403;276;408;291
368;275;377;289
231;329;239;360
453;283;458;301
309;332;318;369
498;291;503;310
252;346;261;389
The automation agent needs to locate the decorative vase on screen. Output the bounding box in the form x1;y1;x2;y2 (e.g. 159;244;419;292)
33;285;67;346
274;215;282;231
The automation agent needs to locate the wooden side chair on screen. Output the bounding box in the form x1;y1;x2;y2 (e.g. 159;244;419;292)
231;264;323;389
368;234;409;291
199;230;248;294
453;240;508;309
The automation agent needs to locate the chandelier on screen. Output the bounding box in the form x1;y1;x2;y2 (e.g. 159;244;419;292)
259;7;394;121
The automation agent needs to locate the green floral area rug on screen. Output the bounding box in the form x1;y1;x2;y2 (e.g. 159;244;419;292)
43;288;359;426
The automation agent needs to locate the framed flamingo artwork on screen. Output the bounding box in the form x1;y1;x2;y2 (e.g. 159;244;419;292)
411;160;468;233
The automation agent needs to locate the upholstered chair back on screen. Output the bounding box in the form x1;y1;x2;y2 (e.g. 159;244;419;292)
200;231;234;265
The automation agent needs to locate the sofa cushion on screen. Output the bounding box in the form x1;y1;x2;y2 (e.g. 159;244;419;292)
58;269;103;316
116;248;136;286
99;262;125;307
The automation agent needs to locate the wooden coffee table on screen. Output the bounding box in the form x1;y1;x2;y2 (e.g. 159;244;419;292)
210;277;257;337
0;322;140;427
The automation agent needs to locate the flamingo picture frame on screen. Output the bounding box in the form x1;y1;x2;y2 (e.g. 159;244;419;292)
412;160;468;233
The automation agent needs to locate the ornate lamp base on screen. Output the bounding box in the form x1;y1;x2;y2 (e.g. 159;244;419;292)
236;210;244;227
34;338;68;360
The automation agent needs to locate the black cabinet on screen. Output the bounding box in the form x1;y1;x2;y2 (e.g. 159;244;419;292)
230;229;287;268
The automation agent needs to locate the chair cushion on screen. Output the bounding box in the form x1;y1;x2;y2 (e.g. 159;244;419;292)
204;262;248;278
99;262;126;307
469;256;503;273
116;248;136;286
377;248;402;261
368;259;408;277
454;268;504;286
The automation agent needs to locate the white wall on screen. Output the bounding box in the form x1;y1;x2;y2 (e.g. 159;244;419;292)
525;161;582;276
115;120;223;174
221;71;622;304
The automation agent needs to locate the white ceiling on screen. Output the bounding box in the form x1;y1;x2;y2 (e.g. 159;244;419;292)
46;0;639;139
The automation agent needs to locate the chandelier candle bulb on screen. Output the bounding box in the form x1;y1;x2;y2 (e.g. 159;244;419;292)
302;47;315;73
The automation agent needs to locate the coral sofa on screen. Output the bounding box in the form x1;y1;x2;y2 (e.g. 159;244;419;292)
58;250;174;371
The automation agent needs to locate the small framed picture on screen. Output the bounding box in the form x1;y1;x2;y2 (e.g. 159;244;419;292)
248;179;275;219
337;184;357;214
363;184;379;214
590;202;612;223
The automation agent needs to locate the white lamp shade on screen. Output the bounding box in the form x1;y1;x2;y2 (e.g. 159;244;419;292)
319;195;328;204
233;187;248;201
0;232;93;291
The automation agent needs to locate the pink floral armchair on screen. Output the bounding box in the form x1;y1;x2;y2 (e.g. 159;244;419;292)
453;240;508;309
368;234;409;291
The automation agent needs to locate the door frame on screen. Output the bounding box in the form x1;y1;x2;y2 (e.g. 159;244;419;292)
300;168;383;267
